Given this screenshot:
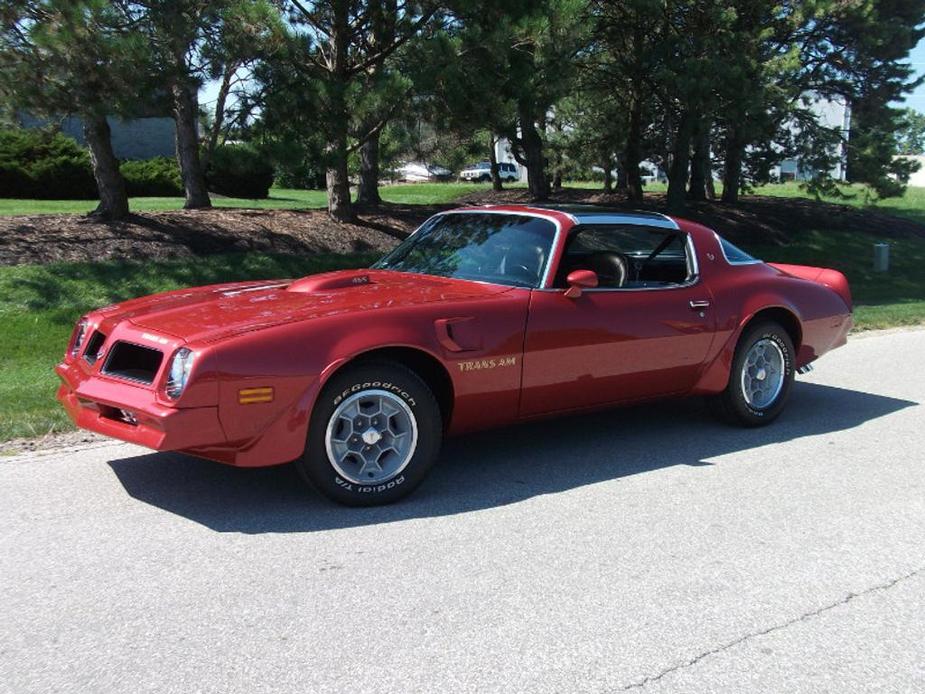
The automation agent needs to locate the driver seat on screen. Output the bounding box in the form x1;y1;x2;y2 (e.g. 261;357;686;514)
584;251;628;288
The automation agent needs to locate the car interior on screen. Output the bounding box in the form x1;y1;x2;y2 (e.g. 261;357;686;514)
555;224;693;289
499;242;547;286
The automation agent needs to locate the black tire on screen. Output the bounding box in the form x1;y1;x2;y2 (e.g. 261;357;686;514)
710;321;795;427
296;360;443;506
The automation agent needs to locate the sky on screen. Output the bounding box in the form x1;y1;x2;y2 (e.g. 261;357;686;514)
899;38;925;114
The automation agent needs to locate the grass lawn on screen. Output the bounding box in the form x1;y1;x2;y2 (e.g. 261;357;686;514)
0;252;375;442
0;182;496;216
0;188;328;215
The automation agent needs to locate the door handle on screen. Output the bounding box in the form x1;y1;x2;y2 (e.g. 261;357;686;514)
689;299;711;310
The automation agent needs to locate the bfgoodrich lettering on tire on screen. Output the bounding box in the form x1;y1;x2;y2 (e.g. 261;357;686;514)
296;360;442;506
710;321;795;427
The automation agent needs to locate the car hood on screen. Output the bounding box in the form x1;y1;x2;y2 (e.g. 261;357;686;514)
100;269;514;344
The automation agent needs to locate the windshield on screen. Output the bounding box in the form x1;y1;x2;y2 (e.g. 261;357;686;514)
372;213;556;288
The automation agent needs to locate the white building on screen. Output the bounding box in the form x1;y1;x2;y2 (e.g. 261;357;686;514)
773;95;852;182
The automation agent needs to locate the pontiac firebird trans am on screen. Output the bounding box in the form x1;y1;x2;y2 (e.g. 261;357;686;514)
57;205;852;505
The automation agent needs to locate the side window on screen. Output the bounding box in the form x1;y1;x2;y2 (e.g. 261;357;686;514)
557;224;692;289
718;236;758;264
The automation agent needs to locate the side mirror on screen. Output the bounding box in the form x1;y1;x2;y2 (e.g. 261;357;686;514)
564;269;598;299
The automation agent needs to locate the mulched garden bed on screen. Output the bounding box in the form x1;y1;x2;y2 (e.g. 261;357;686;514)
1;190;922;266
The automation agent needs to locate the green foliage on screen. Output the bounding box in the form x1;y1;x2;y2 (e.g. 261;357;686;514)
0;0;155;120
894;108;925;156
206;143;275;198
848;107;921;200
0;127;184;199
0;0;159;216
121;157;183;197
272;156;327;190
0;127;96;199
833;0;925;199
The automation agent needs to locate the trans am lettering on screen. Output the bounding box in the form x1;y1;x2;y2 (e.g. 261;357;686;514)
457;356;517;372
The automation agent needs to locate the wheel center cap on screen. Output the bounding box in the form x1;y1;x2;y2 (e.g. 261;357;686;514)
756;368;767;381
361;427;382;445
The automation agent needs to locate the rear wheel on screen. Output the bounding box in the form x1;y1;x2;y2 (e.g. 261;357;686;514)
296;361;442;506
710;321;795;427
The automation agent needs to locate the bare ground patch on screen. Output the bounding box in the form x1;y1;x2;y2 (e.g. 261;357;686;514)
0;204;440;266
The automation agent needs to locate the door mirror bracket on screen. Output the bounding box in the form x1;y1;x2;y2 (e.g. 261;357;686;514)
564;269;599;299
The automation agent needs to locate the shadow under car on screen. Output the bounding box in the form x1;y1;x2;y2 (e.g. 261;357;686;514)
107;381;917;534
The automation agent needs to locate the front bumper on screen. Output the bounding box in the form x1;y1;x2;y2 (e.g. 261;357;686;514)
56;361;225;452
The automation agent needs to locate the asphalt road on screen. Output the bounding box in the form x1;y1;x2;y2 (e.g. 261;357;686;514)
2;328;924;694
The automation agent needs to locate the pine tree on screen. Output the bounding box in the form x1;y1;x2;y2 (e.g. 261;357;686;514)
0;0;150;220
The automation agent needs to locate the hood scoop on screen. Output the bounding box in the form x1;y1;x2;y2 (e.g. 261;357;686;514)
287;272;373;294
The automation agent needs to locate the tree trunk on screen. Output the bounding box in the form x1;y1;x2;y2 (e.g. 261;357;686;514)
518;100;549;201
171;80;211;209
202;62;239;170
356;131;381;206
624;97;644;202
83;114;129;221
326;135;352;221
488;134;503;191
666;111;694;215
721;124;744;204
326;0;354;222
688;120;708;202
603;157;614;193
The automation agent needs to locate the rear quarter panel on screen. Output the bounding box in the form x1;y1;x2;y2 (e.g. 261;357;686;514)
674;220;852;394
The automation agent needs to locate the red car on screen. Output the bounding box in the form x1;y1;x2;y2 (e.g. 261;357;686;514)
57;205;852;505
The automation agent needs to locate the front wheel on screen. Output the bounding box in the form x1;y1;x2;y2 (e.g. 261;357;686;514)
296;361;443;506
710;321;795;427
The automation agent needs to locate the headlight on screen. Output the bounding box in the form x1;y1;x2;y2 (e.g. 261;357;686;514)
69;319;88;358
165;347;195;399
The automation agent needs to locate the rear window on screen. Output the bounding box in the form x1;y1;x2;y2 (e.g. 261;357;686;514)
718;236;759;264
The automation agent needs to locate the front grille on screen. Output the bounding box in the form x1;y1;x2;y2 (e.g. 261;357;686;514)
83;330;107;365
102;342;163;385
